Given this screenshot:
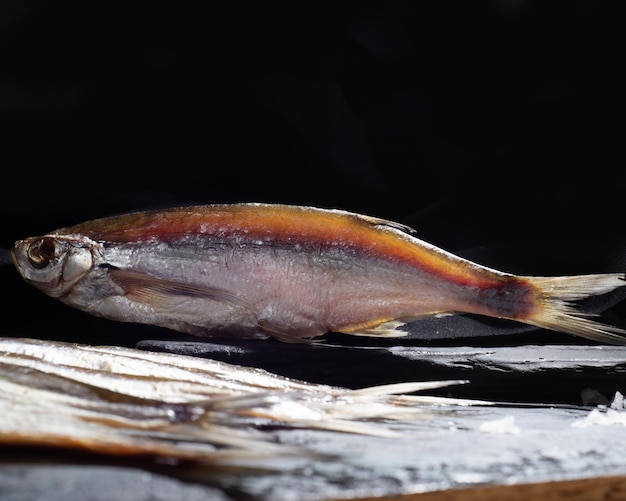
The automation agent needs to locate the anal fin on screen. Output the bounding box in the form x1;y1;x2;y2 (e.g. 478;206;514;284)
339;312;454;338
342;320;410;338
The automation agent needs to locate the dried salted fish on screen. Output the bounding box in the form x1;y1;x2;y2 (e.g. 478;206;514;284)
11;203;626;343
0;338;479;467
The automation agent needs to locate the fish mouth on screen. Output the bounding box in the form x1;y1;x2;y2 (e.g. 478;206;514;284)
9;243;25;278
10;239;43;283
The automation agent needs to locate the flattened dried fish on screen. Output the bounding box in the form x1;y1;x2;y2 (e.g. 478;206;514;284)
0;338;475;466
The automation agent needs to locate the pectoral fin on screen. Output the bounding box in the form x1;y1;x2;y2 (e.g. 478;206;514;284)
108;269;251;309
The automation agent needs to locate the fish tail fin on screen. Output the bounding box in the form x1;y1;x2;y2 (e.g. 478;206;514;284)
523;273;626;344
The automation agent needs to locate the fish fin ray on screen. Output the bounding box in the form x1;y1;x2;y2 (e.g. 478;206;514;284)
339;319;410;338
354;214;417;234
109;269;251;309
524;274;626;344
338;313;453;338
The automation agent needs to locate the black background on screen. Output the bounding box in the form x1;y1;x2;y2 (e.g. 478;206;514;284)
3;10;626;498
1;1;624;348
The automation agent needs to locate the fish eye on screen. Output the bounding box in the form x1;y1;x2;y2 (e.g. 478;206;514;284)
27;237;57;269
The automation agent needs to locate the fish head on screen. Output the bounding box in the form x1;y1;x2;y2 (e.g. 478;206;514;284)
12;235;96;297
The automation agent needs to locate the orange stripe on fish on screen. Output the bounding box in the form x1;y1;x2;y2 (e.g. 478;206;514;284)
61;204;503;287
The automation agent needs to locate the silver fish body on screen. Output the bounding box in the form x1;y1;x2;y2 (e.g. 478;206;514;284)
11;203;626;343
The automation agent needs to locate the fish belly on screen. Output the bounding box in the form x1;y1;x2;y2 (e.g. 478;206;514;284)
70;240;458;339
